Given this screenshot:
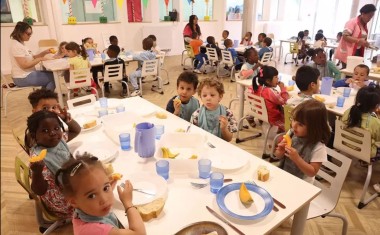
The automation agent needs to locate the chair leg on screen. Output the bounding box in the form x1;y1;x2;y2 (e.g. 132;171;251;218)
121;81;130;97
262;125;274;158
151;76;164;95
228;97;239;109
230;66;236;82
161;68;169;85
181;50;186;66
324;213;348;235
4;90;10;117
358;164;379;209
235;116;262;143
139;78;143;97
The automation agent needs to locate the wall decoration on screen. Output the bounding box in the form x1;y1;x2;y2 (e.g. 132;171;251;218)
68;0;77;24
1;0;13;23
127;0;142;22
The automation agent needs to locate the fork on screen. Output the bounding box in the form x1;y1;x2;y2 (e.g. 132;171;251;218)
120;183;156;196
191;179;233;189
246;180;286;210
207;142;216;148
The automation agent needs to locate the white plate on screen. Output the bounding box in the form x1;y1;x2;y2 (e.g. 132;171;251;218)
74;115;101;132
73;142;118;163
207;148;249;171
114;172;168;206
336;87;357;96
312;94;336;104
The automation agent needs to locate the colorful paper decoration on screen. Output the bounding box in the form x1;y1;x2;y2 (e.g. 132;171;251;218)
63;0;67;4
23;0;29;18
142;0;148;8
187;0;193;5
116;0;123;9
92;0;98;8
99;0;108;23
127;0;142;22
204;0;209;20
164;0;169;16
68;0;77;24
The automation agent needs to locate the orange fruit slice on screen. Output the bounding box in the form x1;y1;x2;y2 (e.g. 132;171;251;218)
30;149;47;163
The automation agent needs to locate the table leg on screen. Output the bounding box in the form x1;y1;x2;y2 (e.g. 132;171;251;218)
53;71;64;107
290;202;310;235
238;84;245;129
278;41;283;62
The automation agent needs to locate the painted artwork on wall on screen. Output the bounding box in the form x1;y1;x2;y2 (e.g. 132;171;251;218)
0;0;13;23
127;0;142;22
226;0;243;21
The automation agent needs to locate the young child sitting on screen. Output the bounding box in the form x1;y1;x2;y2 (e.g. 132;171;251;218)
191;78;238;142
252;66;289;132
109;35;124;52
254;33;266;48
166;71;200;122
306;48;341;81
273;99;331;183
147;34;161;54
102;45;129;97
313;33;327;49
82;37;99;53
53;41;68;59
296;31;309;64
224;39;243;71
56;155;146;235
129;37;156;97
287;66;320;106
219;30;230;49
189;32;207;74
258;37;273;60
240;32;253;46
26;110;75;218
240;48;261;80
330;32;342;63
206;36;221;59
342;85;380;162
334;64;375;89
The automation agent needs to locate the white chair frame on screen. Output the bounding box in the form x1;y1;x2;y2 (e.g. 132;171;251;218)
159;51;169;85
217;50;236;82
1;72;39;117
260;51;277;67
204;47;219;73
139;59;164;97
307;148;351;235
182;45;196;71
66;94;97;110
333;119;379;209
65;68;98;100
100;64;128;97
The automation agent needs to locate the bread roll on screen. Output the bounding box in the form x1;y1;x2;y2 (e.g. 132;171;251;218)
83;120;97;129
258;167;270;182
136;198;165;222
314;95;325;103
155;112;167;119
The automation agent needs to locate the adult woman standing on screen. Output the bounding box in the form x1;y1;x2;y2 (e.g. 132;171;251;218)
335;4;377;68
10;22;55;90
183;15;201;45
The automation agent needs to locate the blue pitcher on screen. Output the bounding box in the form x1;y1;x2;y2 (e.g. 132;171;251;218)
134;122;155;158
320;77;334;95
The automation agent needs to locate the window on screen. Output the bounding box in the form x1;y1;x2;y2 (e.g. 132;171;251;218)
159;0;173;21
1;0;42;23
182;0;213;21
60;0;116;23
283;0;301;21
256;0;263;20
226;0;243;21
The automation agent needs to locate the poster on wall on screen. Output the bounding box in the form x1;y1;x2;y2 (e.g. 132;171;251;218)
85;0;103;14
127;0;142;22
1;0;13;23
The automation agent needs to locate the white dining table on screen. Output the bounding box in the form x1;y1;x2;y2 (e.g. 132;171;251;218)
67;96;321;235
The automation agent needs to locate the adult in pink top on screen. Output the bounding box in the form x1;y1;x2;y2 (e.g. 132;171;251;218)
183;15;201;45
335;4;376;68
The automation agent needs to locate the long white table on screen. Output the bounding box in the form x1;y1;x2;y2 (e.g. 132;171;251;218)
67;96;320;235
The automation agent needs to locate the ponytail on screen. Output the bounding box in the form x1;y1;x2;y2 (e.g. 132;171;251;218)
347;104;362;128
79;45;88;60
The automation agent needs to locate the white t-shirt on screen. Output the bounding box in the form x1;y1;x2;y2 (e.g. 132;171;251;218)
304;142;327;184
10;39;35;78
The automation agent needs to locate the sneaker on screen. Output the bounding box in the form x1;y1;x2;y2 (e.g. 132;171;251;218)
373;183;380;193
130;90;141;97
193;69;202;74
120;89;128;98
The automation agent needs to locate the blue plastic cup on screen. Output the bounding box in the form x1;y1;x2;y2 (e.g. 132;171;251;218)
210;172;224;194
101;53;106;61
337;96;345;107
119;133;131;151
198;159;212;179
343;87;351;97
155;125;165;140
288;80;295;86
98;108;108;117
156;160;169;180
116;105;125;113
99;97;108;108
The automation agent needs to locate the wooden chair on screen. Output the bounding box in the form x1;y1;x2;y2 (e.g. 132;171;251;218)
182;45;196;71
99;64;128;97
138;59;164;97
217;50;236;82
15;156;70;234
1;71;39;117
236;91;275;159
307;148;351;235
66;94;97;109
333;119;379;209
12;128;28;155
260;51;277;67
284;42;299;66
65;68;98;100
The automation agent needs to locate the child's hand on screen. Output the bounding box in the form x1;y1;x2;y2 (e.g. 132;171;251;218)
219;116;228;130
275;138;287;155
278;81;285;89
345;78;354;84
173;99;181;115
55;105;72;123
117;180;133;207
30;160;45;173
284;146;301;161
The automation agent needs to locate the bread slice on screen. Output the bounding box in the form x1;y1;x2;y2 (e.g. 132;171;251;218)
83;120;97;129
136;198;165;222
155;112;167;119
258;167;270;182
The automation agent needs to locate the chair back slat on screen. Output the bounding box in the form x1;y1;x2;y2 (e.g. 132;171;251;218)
289;42;299;53
141;59;159;77
333;119;372;163
245;91;269;123
103;64;123;83
206;47;219;62
221;50;234;65
260;52;273;65
67;94;96;109
69;68;92;89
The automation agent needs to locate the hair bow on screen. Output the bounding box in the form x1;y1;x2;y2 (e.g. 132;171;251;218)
259;69;263;77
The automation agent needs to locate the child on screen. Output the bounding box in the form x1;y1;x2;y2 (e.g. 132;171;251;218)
206;36;221;59
306;48;341;81
82;37;99;53
65;41;98;95
102;45;128;97
330;32;342;63
189;32;207;74
224;39;243;71
273;99;331;183
313;33;327;48
129;37;156;97
26;110;75;218
109;35;124;52
296;31;309;64
254;33;266;48
303;30;311;41
258;37;273;60
252;66;289;131
220;30;229;49
287;66;320;106
166;71;200;122
333;64;375;89
147;34;161;54
342;85;380;162
56;155;146;235
191;78;237;142
240;32;253;46
53;41;68;59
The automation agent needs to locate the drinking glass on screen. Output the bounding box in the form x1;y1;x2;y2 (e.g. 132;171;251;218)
99;97;108;108
156;160;169;180
210;172;224;194
337;96;345;107
98;108;108;117
343;87;351;97
155;125;165;140
116;105;125;113
198;159;212;179
119;133;131;151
